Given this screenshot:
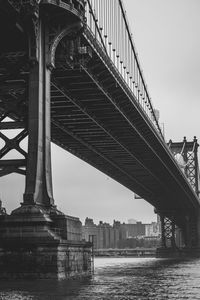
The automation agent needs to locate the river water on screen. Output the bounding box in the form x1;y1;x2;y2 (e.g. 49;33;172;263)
0;257;200;299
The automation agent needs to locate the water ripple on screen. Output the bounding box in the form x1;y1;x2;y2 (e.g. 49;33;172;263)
1;257;200;299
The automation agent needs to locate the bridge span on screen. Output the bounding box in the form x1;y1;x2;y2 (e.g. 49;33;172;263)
0;0;200;278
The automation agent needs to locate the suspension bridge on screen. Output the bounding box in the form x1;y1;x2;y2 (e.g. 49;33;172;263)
0;0;199;279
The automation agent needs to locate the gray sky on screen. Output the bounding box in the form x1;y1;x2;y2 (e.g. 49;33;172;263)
1;0;200;225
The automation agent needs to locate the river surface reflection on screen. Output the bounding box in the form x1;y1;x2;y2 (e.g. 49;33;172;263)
0;257;200;299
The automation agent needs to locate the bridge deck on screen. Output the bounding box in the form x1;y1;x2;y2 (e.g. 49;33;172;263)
50;28;199;219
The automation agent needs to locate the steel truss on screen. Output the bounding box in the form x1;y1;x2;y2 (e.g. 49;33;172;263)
168;137;199;196
160;214;176;248
0;51;28;177
159;211;199;249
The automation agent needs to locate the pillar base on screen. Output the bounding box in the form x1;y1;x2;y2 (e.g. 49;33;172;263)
0;205;92;279
156;247;200;258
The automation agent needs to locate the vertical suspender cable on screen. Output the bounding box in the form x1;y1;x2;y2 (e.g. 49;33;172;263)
85;0;163;137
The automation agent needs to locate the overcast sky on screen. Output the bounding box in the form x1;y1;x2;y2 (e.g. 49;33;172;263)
0;0;200;225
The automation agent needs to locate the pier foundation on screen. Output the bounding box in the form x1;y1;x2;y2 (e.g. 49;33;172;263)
0;205;92;279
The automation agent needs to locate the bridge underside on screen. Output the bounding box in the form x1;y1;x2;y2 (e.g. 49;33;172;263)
52;29;200;218
0;25;199;220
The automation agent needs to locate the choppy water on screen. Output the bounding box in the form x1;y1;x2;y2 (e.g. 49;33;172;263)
0;257;200;299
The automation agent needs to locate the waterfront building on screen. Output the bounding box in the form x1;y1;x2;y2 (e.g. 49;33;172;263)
122;222;145;238
82;217;99;248
82;218;161;249
145;222;160;237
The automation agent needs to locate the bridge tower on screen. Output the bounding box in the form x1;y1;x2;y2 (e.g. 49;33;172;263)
0;0;91;279
157;137;200;257
169;136;199;196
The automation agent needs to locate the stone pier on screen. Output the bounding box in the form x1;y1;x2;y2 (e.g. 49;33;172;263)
0;205;92;279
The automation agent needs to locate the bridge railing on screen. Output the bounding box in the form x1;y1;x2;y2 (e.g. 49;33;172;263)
85;0;163;138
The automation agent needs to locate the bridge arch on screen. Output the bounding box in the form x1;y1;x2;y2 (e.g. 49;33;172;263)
49;21;84;69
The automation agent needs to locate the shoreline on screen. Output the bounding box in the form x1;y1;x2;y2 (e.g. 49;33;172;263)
94;248;156;258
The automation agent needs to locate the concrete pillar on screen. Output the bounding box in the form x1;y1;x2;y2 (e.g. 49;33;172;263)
171;217;176;248
160;214;166;248
175;227;185;248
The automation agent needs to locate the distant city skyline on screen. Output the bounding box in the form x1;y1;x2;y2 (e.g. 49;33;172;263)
83;216;158;226
82;216;160;250
0;0;200;225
